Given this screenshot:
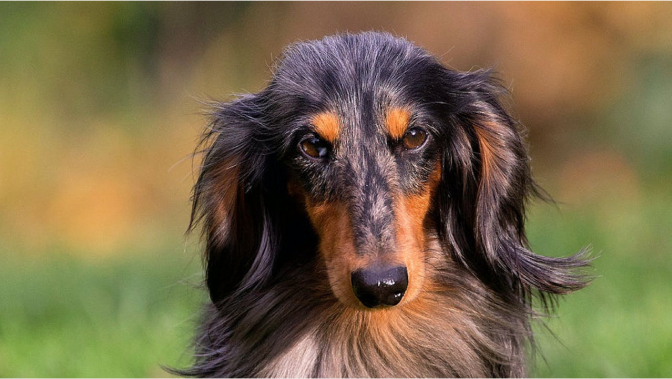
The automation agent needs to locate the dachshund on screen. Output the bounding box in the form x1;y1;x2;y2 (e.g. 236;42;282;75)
180;32;589;378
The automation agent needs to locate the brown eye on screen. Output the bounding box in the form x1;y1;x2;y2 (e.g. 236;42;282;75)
402;128;427;150
300;136;330;159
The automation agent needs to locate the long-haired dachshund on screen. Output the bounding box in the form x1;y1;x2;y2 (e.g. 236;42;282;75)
182;32;589;377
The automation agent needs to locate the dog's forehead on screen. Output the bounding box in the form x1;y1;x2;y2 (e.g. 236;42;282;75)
276;36;432;94
273;34;436;142
275;33;428;89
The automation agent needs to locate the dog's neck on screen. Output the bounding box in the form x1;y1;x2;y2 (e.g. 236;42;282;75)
255;294;527;378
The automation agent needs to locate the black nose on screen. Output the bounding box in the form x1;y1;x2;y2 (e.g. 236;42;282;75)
351;266;408;308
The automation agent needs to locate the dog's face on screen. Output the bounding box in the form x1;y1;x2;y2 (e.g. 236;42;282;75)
193;33;585;311
268;36;463;309
285;105;442;309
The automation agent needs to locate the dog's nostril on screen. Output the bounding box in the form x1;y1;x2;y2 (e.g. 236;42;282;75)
351;266;408;308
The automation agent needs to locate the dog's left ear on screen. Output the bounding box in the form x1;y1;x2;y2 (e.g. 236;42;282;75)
437;69;589;297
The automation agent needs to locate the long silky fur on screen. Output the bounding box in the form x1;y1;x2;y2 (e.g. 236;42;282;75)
181;236;535;377
176;32;590;378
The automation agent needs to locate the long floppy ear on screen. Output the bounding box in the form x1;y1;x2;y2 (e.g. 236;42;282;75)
190;93;281;304
437;70;589;302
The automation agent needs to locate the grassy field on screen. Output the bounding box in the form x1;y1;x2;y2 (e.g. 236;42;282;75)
528;185;672;377
0;246;205;377
1;190;670;377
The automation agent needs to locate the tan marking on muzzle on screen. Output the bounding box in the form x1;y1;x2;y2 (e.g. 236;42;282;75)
392;163;442;305
304;199;366;307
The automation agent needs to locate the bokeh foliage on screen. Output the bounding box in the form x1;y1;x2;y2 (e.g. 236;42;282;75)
1;2;671;377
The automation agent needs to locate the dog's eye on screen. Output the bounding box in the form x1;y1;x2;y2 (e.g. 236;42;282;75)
300;136;330;160
402;128;427;150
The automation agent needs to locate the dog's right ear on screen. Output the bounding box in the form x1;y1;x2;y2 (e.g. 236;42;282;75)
190;93;278;305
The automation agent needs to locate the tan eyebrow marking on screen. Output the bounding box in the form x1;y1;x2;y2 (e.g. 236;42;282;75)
311;112;340;143
386;107;412;140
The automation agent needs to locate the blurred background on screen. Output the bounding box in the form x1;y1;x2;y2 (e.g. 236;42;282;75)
1;2;671;377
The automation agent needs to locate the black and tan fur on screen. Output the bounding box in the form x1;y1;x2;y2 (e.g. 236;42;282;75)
179;32;589;378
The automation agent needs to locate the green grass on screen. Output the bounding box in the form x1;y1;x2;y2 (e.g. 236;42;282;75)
0;248;205;377
528;187;672;377
1;190;671;377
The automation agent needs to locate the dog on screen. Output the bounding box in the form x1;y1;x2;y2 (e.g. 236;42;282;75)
180;32;589;377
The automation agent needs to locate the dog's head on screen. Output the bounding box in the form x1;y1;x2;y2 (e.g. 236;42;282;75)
192;32;587;309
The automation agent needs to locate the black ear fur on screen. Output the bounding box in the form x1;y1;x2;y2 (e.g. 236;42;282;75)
190;93;282;304
437;70;589;303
